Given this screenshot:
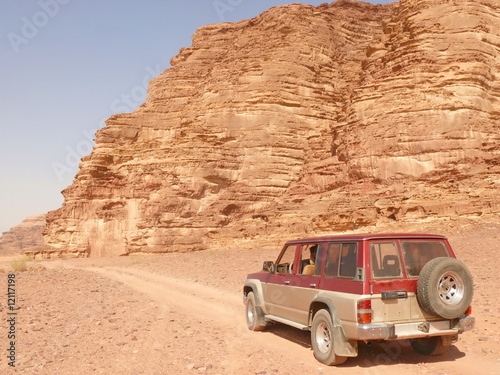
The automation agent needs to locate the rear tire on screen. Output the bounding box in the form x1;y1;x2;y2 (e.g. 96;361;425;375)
417;257;473;319
245;292;266;331
410;336;452;356
311;309;347;366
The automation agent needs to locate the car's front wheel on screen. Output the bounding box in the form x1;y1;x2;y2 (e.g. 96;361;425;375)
245;292;266;331
311;309;347;366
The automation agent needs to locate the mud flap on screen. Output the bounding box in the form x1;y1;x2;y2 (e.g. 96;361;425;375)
256;306;269;327
333;326;358;357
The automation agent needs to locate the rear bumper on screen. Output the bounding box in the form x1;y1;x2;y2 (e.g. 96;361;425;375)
357;315;475;340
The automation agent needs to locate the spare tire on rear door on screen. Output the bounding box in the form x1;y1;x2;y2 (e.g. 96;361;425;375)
417;257;473;319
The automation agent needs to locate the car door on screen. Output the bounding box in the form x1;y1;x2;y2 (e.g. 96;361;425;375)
368;240;411;322
263;244;298;318
288;243;323;325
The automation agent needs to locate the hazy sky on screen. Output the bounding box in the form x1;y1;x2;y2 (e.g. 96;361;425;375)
0;0;393;234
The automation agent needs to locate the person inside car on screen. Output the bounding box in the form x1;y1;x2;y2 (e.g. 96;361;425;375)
404;242;432;276
302;245;318;275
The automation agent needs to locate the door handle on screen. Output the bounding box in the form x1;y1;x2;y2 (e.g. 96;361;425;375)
309;283;317;288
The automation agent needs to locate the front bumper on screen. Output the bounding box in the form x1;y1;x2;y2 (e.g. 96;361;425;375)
357;315;475;341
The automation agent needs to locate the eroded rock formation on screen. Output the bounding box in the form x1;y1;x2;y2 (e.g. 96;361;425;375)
0;214;46;255
43;0;500;257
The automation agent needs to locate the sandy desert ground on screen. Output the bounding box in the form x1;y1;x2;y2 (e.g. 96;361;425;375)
1;219;499;374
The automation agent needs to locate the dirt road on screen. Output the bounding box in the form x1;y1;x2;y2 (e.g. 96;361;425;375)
1;222;499;374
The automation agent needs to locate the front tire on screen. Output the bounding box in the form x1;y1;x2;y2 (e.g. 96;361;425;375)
245;292;266;331
311;309;347;366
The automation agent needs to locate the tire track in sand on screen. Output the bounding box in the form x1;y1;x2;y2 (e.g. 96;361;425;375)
86;266;242;322
80;266;321;373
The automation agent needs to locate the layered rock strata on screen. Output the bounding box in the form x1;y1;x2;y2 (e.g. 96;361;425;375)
43;0;500;257
0;214;46;255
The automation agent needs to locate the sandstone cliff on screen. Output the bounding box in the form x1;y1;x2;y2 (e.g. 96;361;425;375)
42;0;500;257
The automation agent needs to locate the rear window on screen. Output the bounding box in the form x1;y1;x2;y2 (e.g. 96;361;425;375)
370;241;402;279
402;241;449;277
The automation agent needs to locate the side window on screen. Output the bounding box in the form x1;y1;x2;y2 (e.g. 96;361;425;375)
326;243;357;278
402;241;448;277
299;244;321;276
370;241;402;278
276;245;297;274
339;243;357;278
325;243;341;277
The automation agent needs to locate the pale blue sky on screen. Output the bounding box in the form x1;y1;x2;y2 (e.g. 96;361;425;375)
0;0;393;234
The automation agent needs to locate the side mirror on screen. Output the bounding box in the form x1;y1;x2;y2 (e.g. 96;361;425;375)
262;261;275;273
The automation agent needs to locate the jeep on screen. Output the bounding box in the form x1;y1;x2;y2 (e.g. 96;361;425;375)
243;233;474;365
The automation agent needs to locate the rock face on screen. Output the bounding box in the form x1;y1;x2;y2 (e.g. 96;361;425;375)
0;214;46;255
43;0;500;257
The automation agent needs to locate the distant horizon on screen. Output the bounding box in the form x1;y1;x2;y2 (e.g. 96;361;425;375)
0;0;393;234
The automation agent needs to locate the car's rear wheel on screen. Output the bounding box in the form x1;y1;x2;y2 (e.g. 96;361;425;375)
410;336;454;356
245;292;266;331
311;309;347;366
417;257;473;319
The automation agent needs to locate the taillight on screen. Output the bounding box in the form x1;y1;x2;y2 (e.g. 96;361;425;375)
465;306;472;316
357;300;372;324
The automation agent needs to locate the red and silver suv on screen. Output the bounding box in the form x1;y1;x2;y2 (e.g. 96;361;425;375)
243;233;474;365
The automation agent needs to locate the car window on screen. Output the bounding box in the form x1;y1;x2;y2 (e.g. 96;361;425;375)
402;240;449;277
339;243;357;278
325;243;341;277
276;245;297;274
370;241;402;278
325;243;357;278
299;244;321;276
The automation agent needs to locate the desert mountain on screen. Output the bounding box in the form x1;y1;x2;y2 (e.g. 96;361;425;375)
41;0;500;257
0;214;46;255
